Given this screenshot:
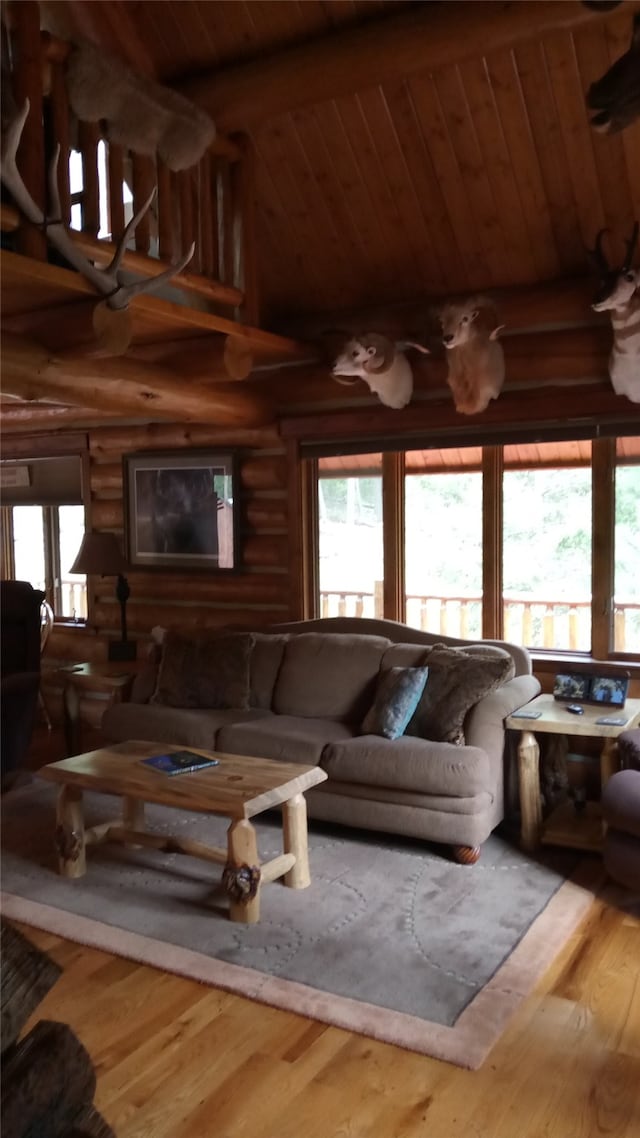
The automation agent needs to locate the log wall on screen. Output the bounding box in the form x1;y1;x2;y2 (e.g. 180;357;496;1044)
46;420;289;665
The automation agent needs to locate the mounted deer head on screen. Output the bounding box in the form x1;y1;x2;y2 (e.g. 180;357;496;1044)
588;222;639;311
0;100;196;310
586;12;640;134
587;223;640;403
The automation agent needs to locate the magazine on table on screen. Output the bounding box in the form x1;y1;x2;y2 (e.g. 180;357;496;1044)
141;750;220;776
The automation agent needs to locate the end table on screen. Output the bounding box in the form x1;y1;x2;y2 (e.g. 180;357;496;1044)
60;662;138;756
507;693;640;853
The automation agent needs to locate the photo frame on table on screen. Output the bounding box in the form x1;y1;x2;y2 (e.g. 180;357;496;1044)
123;450;239;571
553;670;629;708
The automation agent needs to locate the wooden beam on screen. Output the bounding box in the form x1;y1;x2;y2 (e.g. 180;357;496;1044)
0;403;128;432
278;276;607;342
177;0;638;132
1;333;274;426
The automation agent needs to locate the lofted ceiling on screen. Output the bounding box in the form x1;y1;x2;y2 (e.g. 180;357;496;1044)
40;0;640;324
2;0;640;436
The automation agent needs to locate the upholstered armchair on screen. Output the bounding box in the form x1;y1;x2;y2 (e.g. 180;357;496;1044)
1;580;45;791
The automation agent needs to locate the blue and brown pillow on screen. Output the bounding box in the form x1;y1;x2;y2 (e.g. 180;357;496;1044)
361;666;429;740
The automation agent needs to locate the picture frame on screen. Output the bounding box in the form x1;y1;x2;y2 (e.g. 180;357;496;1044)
553;672;590;703
123;450;239;571
553;670;629;708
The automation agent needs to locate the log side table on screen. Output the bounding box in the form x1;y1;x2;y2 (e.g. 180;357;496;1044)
507;693;640;853
60;662;138;756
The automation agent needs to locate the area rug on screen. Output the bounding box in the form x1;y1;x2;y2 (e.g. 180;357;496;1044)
1;782;602;1069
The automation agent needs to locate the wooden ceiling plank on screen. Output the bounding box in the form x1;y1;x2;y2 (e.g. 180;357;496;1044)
382;81;466;295
542;30;606;250
178;1;640;132
332;93;415;299
253;120;334;312
604;16;640;212
286;107;366;300
288;106;373;300
357;86;446;297
407;73;493;291
573;23;636;236
484;48;562;281
513;39;586;273
460;57;538;283
432;64;511;287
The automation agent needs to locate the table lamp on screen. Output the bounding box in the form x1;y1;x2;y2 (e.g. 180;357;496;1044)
70;532;136;662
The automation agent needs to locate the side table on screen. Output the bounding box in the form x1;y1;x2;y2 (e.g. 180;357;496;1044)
60;662;138;756
506;693;640;853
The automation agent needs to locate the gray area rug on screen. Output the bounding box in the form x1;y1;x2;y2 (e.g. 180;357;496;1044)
1;782;602;1068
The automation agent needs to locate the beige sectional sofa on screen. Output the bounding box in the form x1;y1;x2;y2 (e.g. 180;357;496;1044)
101;617;540;862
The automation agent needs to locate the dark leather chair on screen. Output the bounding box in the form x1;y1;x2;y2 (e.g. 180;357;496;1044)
1;580;45;791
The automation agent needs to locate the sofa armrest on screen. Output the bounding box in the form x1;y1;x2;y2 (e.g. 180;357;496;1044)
465;674;542;758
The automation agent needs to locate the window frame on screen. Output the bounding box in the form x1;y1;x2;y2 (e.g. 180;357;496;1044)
307;436;639;668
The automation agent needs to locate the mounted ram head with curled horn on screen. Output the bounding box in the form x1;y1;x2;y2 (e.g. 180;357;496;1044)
438;297;506;416
0;100;196;315
588;222;640;403
331;333;429;410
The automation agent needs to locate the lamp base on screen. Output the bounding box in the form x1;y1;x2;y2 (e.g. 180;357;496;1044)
108;640;137;663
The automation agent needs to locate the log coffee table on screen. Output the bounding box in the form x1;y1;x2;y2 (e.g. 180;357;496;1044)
38;740;328;924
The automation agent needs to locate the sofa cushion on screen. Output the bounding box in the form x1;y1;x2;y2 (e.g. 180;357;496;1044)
101;702;272;749
361;666;429;740
250;633;289;709
322;736;491;796
217;715;354;765
272;633;390;721
403;644;514;744
150;630;254;709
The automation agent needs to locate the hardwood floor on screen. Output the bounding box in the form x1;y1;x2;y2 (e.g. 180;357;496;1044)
7;727;640;1137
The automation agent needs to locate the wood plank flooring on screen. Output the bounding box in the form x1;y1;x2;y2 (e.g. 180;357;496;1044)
6;727;640;1137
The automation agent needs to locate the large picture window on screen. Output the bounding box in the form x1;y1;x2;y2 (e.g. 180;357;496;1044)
309;435;639;663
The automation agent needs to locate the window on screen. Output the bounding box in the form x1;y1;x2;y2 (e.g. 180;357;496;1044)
318;454;383;618
502;443;592;651
614;439;640;654
405;449;482;637
309;435;640;663
1;455;87;620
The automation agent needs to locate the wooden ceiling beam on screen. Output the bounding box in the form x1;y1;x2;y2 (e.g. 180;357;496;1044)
277;276;607;342
178;0;639;132
1;333;274;426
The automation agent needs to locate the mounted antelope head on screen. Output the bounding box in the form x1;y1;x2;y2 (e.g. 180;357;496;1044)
588;222;640;402
0;100;196;313
586;12;640;134
331;333;428;410
439;298;505;415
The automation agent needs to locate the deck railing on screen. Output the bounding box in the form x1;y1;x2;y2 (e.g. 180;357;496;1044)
320;589;640;652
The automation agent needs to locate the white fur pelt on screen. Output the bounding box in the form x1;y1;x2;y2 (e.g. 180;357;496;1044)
332;333;417;409
65;39;216;172
439;297;505;415
592;272;640;403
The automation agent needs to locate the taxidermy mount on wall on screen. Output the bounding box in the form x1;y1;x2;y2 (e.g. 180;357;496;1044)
438;298;505;415
331;333;428;409
589;222;640;403
64;38;216;171
586;12;640;134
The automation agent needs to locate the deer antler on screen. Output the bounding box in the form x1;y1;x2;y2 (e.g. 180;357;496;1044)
1;100;196;310
622;221;639;272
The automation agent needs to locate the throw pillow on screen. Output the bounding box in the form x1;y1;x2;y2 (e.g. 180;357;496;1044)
361;666;429;740
150;630;255;709
406;644;513;745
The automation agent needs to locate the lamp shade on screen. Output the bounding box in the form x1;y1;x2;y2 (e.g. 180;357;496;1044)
70;532;128;576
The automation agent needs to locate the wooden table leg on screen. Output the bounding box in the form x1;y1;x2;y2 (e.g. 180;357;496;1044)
123;796;144;848
282;793;311;888
62;678;81;756
225;818;261;924
600;738;620;788
518;729;543;852
55;785;86;878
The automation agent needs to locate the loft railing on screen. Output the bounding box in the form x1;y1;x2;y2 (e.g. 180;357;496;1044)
1;14;258;322
319;590;640;652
